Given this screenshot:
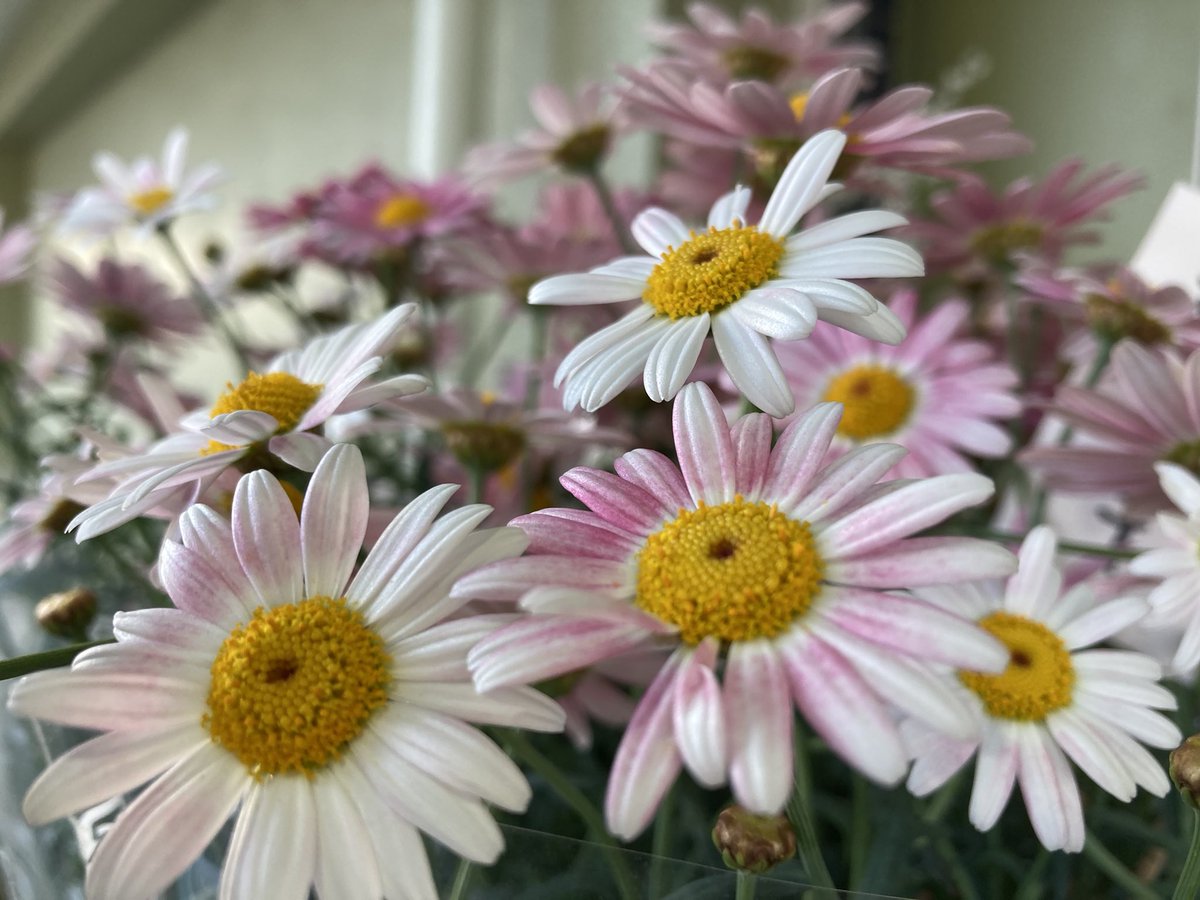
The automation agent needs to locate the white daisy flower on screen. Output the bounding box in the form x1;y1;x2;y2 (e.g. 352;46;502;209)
69;305;428;539
530;129;922;417
9;445;564;900
61;127;224;234
903;526;1181;852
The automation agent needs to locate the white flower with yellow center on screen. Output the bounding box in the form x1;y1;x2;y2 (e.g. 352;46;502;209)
69;305;428;539
530;129;921;417
60;128;225;235
9;445;564;900
468;382;1015;839
904;526;1180;853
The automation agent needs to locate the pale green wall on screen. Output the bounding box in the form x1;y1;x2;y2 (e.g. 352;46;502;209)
892;0;1200;262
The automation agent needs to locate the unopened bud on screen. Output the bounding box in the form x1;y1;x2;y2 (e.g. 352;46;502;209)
711;804;796;874
35;588;97;639
1172;735;1200;809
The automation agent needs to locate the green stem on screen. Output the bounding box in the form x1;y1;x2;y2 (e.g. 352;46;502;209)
736;869;758;900
848;775;869;890
468;465;487;506
0;639;115;681
648;783;673;900
503;730;639;900
786;734;838;898
935;527;1137;560
1175;809;1200;900
447;856;474;900
1083;828;1160;900
585;167;637;255
158;226;251;371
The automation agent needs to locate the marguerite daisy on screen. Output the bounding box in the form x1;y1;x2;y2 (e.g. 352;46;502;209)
9;445;564;899
467;382;1015;838
529;129;922;417
69;305;428;539
904;526;1180;852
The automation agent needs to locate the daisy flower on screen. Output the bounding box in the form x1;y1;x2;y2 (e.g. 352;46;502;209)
50;257;202;345
9;445;563;899
0;209;36;283
531;129;922;417
69;305;428;539
646;1;878;88
903;526;1180;852
465;83;624;185
1022;341;1200;510
60;127;224;235
468;382;1015;838
776;290;1021;478
1128;463;1200;673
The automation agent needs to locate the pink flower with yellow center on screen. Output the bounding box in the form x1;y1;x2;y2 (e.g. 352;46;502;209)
904;527;1179;852
9;445;562;899
467;382;1015;839
530;130;921;417
777;290;1020;477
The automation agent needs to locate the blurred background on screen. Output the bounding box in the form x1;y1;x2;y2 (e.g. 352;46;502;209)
0;0;1197;348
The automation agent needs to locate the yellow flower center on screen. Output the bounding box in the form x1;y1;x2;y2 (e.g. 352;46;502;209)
128;187;174;216
636;498;824;644
375;194;431;229
203;371;323;455
644;223;785;320
1083;294;1170;346
822;364;915;440
958;612;1075;721
203;596;391;778
970;219;1045;265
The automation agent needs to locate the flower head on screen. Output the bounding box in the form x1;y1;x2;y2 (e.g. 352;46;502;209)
10;445;563;899
60;128;224;234
904;527;1180;852
531;130;921;417
468;382;1015;838
69;306;428;539
777;290;1021;477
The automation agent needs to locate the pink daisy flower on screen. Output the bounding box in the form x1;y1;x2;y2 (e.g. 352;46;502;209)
465;83;624;185
0;210;36;284
60;127;224;235
1022;341;1200;510
904;527;1179;852
776;290;1020;477
9;445;563;899
906;159;1144;280
1128;463;1200;673
50;257;202;345
68;306;428;539
467;382;1014;839
620;66;1030;187
531;130;921;417
646;1;878;88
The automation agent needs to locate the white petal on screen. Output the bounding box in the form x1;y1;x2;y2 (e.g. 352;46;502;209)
711;313;793;417
759;130;846;237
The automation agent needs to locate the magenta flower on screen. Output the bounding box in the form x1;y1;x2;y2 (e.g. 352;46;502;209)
777;290;1020;477
1023;341;1200;510
467;382;1013;838
50;257;202;344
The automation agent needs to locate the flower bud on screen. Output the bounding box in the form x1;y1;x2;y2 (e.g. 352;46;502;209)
711;803;796;874
1171;735;1200;809
35;588;97;639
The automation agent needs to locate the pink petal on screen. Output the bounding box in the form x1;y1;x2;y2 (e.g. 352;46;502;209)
725;641;794;813
671;639;726;787
232;470;303;607
301;444;368;598
220;777;317;900
674;381;735;505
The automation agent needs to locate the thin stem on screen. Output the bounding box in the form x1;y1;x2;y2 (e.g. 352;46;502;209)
447;856;474;900
648;783;673;900
158;226;251;371
0;639;115;681
935;527;1137;560
585;167;637;255
1175;809;1200;900
1082;828;1161;900
786;734;838;898
468;465;487;506
503;730;640;900
736;869;758;900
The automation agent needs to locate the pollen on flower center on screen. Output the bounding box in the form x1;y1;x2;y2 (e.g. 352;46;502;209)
128;187;174;216
823;364;915;440
958;612;1075;721
203;371;323;455
375;194;430;229
635;497;823;644
643;223;785;320
203;596;391;778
